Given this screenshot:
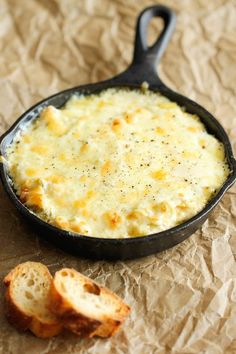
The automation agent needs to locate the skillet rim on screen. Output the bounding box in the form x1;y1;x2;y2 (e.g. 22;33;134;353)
0;80;236;246
0;4;236;257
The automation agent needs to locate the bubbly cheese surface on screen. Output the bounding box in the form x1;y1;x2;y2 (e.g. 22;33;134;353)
6;88;229;238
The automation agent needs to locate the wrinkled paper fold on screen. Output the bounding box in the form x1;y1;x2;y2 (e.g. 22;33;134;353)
0;0;235;353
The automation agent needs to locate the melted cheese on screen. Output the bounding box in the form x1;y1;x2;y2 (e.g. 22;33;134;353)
6;88;229;238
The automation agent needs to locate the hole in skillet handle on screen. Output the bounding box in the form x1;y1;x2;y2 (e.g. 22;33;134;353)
147;16;164;47
113;5;176;86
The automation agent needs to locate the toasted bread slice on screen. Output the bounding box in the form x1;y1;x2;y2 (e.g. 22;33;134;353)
3;262;62;338
50;268;131;337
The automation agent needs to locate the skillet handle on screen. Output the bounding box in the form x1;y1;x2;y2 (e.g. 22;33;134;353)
133;5;176;67
112;5;176;86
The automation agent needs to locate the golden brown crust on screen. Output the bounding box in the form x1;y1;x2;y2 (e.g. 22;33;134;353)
4;264;23;287
49;268;131;338
49;282;101;337
60;314;101;338
3;262;63;338
4;263;130;339
5;288;32;331
29;318;62;338
92;318;122;338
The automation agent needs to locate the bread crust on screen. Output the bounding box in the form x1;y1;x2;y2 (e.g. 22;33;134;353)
3;262;63;338
5;287;32;331
49;268;131;338
29;317;62;338
3;263;130;339
50;282;101;337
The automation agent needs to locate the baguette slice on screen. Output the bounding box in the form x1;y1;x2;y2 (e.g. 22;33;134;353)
3;262;63;338
49;268;131;338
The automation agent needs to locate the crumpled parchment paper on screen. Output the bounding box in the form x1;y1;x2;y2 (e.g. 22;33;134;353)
0;0;236;353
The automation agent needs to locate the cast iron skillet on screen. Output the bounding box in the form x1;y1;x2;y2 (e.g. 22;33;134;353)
0;5;236;260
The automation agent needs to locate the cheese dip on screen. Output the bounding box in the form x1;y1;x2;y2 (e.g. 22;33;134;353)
6;88;229;238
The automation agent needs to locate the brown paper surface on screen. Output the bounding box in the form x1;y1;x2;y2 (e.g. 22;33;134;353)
0;0;236;353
